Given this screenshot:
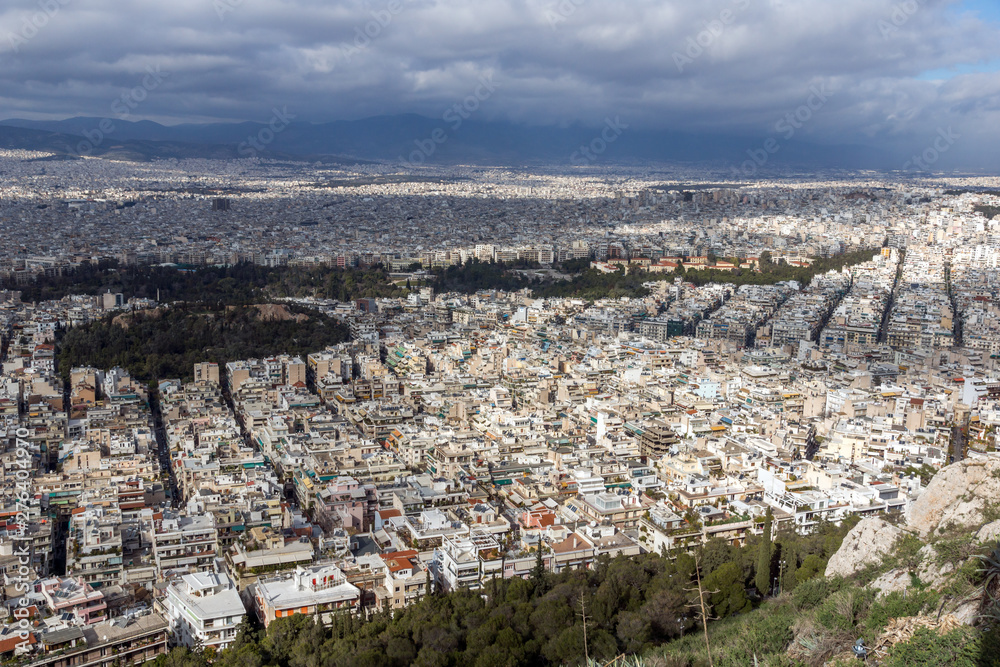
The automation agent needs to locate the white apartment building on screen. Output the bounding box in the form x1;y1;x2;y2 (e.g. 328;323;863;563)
163;572;246;651
152;513;218;578
251;564;361;627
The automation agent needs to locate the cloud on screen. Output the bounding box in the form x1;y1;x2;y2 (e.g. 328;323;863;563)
0;0;998;165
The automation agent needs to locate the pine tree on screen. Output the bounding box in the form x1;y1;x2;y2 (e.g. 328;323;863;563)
532;544;545;589
755;508;773;597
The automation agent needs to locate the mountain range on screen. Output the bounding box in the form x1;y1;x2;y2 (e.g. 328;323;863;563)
0;114;896;171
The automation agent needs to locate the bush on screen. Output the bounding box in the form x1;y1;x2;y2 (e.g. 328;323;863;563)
792;576;847;611
649;600;797;667
943;558;982;599
711;605;796;667
861;589;940;637
886;534;926;571
933;534;980;565
815;589;876;634
882;627;980;667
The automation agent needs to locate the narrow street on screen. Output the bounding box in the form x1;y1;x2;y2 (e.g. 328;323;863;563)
219;366;256;454
149;387;181;508
947;263;962;347
877;254;903;344
951;424;966;464
811;275;854;343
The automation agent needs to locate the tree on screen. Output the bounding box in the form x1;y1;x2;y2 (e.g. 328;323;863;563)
532;545;545;588
793;554;824;588
704;562;751;618
756;508;773;597
700;537;735;575
150;647;207;667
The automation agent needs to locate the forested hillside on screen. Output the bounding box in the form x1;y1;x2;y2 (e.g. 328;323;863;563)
58;303;349;381
146;479;1000;667
429;249;882;300
3;261;407;303
5;248;880;307
149;519;856;667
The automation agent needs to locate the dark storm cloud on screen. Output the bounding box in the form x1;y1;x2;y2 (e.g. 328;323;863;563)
1;0;998;159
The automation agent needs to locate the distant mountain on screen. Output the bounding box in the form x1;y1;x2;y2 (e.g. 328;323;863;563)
0;125;84;155
0;115;892;169
0;123;366;163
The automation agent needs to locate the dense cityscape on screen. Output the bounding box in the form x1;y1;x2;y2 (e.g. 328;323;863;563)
2;142;1000;665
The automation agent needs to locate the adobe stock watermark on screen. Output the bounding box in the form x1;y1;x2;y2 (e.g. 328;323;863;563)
544;0;587;30
569;116;628;166
878;0;925;39
902;127;959;171
399;73;498;166
73;65;170;157
731;83;830;179
6;0;72;54
10;425;36;652
238;107;296;157
338;0;408;66
214;0;243;21
673;0;751;73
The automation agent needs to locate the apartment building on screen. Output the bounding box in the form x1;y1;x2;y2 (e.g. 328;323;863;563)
162;572;247;651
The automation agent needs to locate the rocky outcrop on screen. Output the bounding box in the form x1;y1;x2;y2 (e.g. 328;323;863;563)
870;568;910;596
866;544;954;597
951;599;980;626
977;519;1000;543
907;459;1000;538
824;517;907;579
915;544;955;588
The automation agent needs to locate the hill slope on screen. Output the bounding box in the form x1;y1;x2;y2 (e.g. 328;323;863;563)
57;303;350;382
647;458;1000;666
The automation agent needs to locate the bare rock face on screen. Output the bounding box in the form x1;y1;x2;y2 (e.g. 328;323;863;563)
952;599;980;626
869;544;954;596
977;519;1000;544
825;517;907;579
870;568;910;596
907;459;1000;539
915;544;954;588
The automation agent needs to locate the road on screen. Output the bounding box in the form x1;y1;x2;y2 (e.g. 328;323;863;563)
877;249;903;344
149;389;181;508
951;424;966;464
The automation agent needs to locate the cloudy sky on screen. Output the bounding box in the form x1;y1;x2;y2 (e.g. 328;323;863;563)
1;0;999;162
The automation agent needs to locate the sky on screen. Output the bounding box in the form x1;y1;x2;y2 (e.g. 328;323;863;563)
1;0;998;166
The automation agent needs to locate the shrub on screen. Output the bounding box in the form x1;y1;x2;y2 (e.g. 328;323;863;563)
710;606;796;667
889;534;926;571
943;559;982;599
934;534;980;565
792;576;847;611
861;589;940;637
815;589;876;634
882;627;980;667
